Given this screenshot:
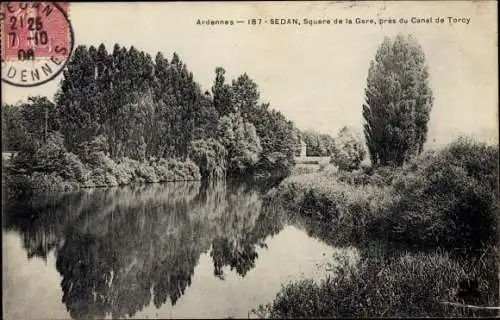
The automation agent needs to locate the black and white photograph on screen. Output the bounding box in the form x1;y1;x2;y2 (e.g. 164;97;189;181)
1;1;498;319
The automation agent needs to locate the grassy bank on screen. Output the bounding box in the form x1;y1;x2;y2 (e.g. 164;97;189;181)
253;247;498;318
256;138;499;317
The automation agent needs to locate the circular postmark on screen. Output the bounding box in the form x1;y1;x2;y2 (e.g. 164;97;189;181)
1;2;74;87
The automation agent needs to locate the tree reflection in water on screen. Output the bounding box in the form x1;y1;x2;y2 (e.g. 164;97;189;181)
3;181;286;319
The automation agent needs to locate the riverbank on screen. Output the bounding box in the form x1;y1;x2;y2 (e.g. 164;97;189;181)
3;151;201;197
253;138;499;317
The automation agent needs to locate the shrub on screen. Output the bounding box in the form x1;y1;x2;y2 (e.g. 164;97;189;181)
135;163;158;183
183;159;202;181
88;168;108;187
11;131;67;174
7;132;88;192
113;157;138;185
86;151;116;171
335;165;400;187
330;127;366;171
255;152;295;178
152;163;170;182
388;138;499;253
254;250;498;318
270;173;393;244
272;137;499;254
29;172;79;192
59;152;89;183
188;139;216;180
3;174;34;198
6;144;202;192
290;165;318;176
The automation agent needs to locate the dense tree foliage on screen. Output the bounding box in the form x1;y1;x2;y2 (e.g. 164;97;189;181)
216;113;262;176
55;45;206;159
362;34;433;166
212;69;299;174
2;96;59;151
4;43;300;180
188;139;227;180
300;130;336;157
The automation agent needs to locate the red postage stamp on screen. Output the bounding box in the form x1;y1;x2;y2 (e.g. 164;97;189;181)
1;2;74;87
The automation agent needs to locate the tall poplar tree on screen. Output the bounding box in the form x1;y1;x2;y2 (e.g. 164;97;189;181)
212;67;234;117
362;34;433;166
56;45;101;151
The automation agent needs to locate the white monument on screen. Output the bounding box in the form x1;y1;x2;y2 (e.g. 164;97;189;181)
300;139;307;157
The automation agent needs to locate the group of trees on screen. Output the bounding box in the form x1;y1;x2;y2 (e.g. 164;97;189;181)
298;127;366;172
2;96;58;152
3;44;301;179
299;130;336;157
3;34;437;178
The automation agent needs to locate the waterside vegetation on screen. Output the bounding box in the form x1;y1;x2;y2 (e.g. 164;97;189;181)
252;34;499;318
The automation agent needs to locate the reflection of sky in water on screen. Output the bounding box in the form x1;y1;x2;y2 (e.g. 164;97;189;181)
134;226;345;319
3;232;69;320
2;182;359;319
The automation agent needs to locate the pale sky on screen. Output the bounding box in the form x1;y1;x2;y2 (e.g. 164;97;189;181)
2;1;498;148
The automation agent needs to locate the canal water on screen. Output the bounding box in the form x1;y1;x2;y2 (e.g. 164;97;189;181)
3;181;358;319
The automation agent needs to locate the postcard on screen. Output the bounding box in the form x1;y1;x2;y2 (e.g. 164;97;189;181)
2;1;498;319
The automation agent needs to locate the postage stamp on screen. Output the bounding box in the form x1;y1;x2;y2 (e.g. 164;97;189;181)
1;2;74;87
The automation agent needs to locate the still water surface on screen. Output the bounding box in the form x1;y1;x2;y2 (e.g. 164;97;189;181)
3;181;356;319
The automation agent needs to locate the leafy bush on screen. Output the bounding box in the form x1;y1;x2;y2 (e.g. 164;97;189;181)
29;172;79;192
255;152;295;178
59;152;89;183
290;164;318;176
153;158;201;181
11;131;67;174
335;165;400;187
254;249;498;318
182;159;202;181
85;152;120;186
330;127;366;171
135;163;159;183
86;151;116;170
216;113;262;176
88;168;108;187
113;157;138;185
188;139;227;180
7;132;88;192
3;174;34;198
388;138;499;253
7;145;202;193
